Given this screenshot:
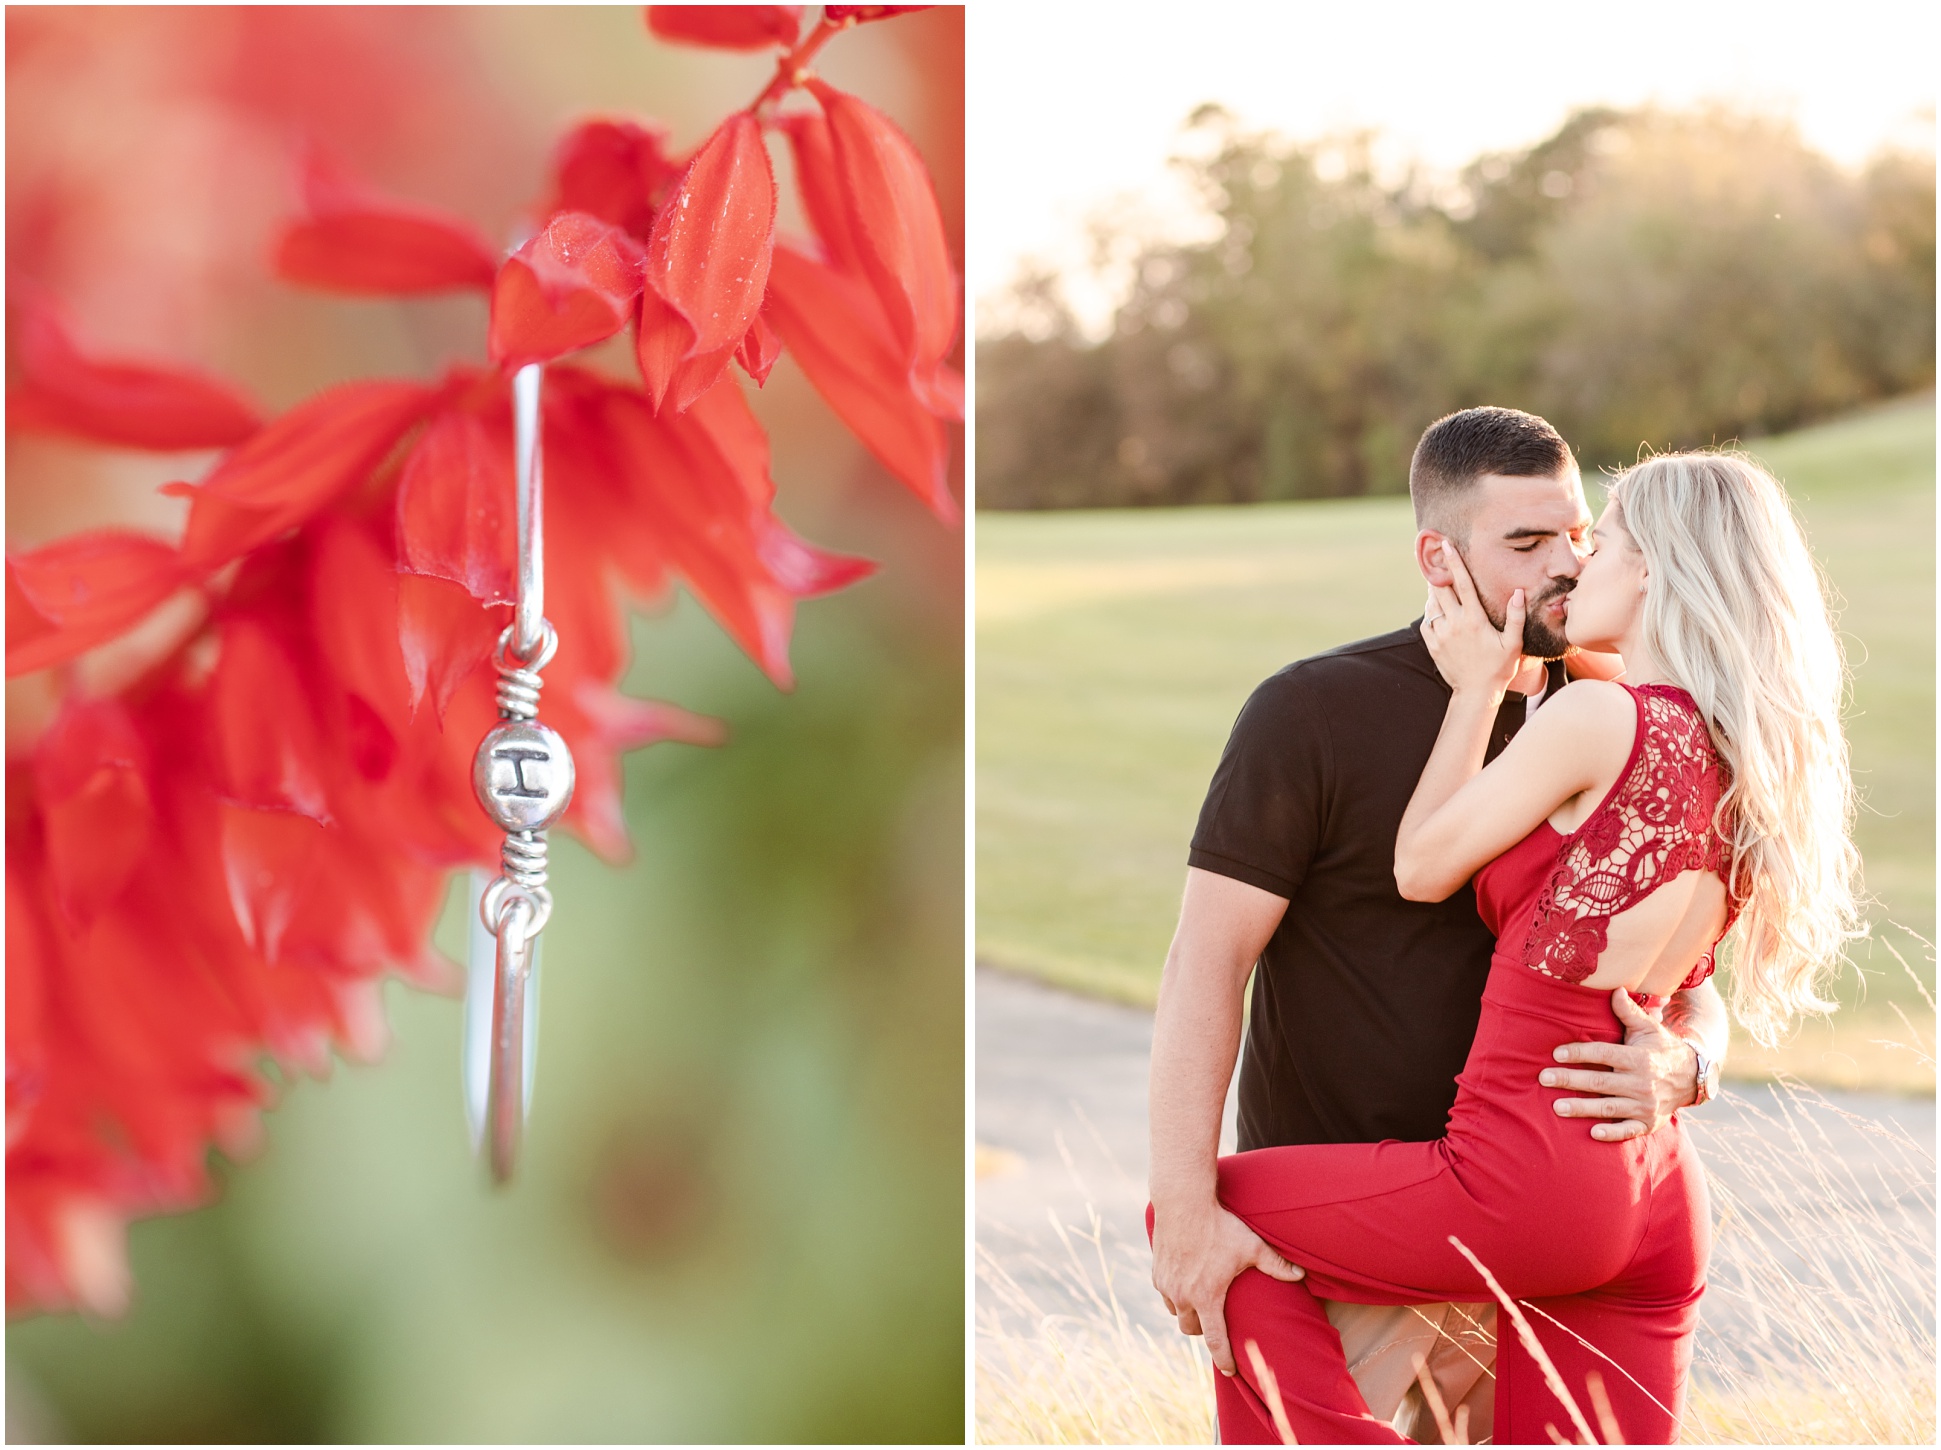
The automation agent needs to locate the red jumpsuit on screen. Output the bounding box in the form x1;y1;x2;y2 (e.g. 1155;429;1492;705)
1196;684;1733;1444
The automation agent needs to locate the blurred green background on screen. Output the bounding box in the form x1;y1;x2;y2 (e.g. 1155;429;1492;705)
7;7;965;1443
976;396;1933;1095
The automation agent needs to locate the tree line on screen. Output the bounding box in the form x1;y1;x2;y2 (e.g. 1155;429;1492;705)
977;106;1934;509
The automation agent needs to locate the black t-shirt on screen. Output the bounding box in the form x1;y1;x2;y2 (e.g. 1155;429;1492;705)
1188;622;1565;1150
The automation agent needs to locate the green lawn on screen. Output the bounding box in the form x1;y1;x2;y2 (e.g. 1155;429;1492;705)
976;395;1935;1092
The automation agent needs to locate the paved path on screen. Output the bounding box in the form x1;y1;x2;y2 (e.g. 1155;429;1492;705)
975;965;1936;1368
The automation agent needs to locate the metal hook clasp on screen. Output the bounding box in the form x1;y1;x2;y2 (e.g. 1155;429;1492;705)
480;874;553;938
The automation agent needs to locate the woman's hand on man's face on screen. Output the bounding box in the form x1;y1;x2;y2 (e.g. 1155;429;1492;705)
1421;546;1527;702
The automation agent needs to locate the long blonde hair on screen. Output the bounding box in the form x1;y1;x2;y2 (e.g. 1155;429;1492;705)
1610;450;1863;1045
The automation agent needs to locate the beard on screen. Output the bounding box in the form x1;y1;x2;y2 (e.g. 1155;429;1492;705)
1482;577;1574;659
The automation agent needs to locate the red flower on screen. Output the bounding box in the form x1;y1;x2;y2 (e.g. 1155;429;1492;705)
490;213;649;368
765;89;962;518
646;6;804;51
549;119;684;241
765;242;959;520
800;79;960;416
635;114;777;414
7;295;264;451
7;13;957;1316
167;378;448;571
7;530;188;678
273;148;501;296
823;6;932;20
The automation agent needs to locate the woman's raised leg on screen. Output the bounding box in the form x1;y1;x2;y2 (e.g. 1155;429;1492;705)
1218;1264;1408;1444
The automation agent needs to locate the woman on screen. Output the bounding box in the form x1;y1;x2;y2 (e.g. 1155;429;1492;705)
1201;450;1860;1443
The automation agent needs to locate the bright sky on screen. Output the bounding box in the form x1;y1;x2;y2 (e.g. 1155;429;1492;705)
967;0;1937;333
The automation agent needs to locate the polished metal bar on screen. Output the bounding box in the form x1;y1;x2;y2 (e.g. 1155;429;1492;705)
485;895;537;1185
511;362;545;661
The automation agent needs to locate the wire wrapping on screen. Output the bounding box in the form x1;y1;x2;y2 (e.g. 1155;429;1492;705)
479;617;563;921
495;666;542;720
501;830;547;890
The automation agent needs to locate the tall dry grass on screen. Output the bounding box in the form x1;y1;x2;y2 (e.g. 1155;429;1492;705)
977;1208;1217;1445
976;937;1935;1445
1678;936;1935;1444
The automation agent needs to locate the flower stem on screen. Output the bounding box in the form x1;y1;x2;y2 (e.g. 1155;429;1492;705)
748;13;851;116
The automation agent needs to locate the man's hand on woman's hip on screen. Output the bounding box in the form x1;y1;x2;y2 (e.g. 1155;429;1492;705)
1538;989;1700;1142
1150;1199;1305;1376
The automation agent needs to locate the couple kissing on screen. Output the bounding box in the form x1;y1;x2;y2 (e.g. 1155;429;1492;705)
1147;406;1860;1444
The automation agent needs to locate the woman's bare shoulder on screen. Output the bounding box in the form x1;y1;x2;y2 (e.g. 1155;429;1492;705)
1520;677;1638;765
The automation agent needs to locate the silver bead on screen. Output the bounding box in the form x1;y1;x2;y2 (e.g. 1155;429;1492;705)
472;720;575;833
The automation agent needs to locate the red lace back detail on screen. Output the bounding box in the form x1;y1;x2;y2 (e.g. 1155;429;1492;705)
1522;685;1737;990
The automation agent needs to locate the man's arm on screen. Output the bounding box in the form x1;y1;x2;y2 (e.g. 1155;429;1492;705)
1543;979;1729;1141
1149;867;1306;1376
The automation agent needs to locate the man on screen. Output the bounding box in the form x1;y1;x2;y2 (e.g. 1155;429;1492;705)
1147;407;1729;1442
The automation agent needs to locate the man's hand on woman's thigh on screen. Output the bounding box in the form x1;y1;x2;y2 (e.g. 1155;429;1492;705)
1150;1200;1305;1377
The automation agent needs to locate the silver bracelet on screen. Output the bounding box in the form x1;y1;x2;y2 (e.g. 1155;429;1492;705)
465;362;575;1185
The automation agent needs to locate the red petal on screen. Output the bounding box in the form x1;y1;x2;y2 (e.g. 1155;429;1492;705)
574;680;727;750
533;376;641;682
35;699;154;928
6;566;56;671
734;312;782;386
666;342;744;416
7;299;263;452
550;119;683;242
639;114;775;412
308;519;412;733
824;5;931;18
397;945;465;997
342;694;398;782
219;802;328;963
757;518;876;598
684;372;775;508
209;620;332;822
564;680;727;861
762;244;958;521
278;817;446;983
804;79;958;389
395;408;515;603
6;864;51;1148
274;150;498;296
396;572;500;721
645;6;802;49
634;282;697;411
915;361;964;421
602;387;796;685
676;379;872;594
488;212;647;368
6;531;186;677
780;111;864;273
174;380;440;570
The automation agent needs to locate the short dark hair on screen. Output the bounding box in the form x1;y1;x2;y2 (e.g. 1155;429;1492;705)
1409;407;1574;536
